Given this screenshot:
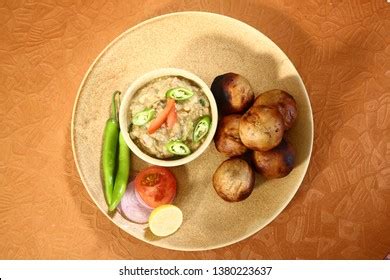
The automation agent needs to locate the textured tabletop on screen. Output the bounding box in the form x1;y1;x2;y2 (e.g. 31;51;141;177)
0;0;389;259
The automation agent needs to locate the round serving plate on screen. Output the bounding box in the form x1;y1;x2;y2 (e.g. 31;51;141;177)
71;11;313;251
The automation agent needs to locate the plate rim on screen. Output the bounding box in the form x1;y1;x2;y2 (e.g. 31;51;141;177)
71;11;314;252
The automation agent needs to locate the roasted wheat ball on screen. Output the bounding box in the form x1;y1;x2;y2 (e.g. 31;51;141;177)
212;158;255;202
214;114;248;157
253;89;298;130
251;139;295;179
211;73;254;115
239;105;284;151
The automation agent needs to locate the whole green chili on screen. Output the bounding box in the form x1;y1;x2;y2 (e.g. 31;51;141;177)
102;91;120;206
109;132;131;211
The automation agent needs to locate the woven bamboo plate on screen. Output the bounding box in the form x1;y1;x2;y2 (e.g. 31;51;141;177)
71;12;313;251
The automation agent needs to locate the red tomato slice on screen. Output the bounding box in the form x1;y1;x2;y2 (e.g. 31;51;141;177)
134;166;177;208
166;105;177;129
148;99;175;134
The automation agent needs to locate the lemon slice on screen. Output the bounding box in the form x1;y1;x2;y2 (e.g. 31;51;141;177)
149;204;183;237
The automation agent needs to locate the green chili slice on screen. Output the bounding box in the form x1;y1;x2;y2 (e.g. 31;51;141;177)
166;87;194;101
166;140;191;155
193;115;211;142
132;108;155;126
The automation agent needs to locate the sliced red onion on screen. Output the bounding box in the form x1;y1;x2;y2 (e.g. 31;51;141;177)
119;181;152;224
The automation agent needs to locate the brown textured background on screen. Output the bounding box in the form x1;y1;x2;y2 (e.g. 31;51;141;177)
0;0;389;259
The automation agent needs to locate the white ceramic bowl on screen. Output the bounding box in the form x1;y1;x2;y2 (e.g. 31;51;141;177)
119;68;218;167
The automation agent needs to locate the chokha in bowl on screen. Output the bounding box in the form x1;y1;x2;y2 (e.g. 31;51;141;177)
119;68;218;167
